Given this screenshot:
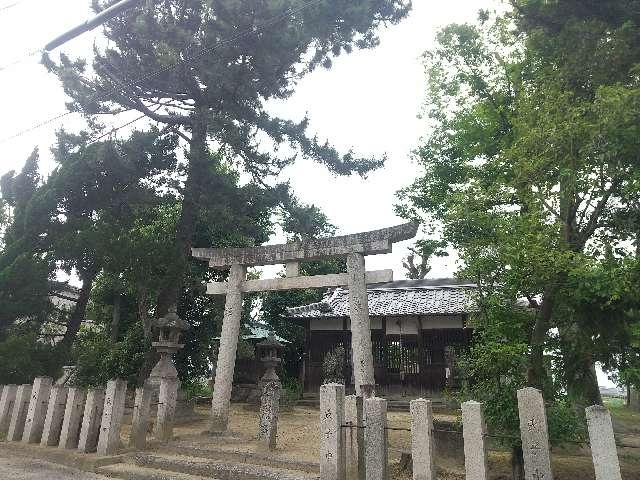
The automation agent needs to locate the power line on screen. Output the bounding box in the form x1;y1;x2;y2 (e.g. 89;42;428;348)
0;0;324;146
0;0;28;13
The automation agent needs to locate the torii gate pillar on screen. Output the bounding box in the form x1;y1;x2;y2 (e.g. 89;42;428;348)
194;222;418;433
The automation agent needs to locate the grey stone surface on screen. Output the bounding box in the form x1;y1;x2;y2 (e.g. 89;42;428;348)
0;447;108;480
462;401;489;480
320;383;346;480
0;384;17;435
154;377;178;442
258;380;281;450
7;384;32;441
97;379;127;456
411;399;435;480
517;387;553;480
193;222;418;267
209;264;246;433
41;386;69;446
22;376;53;444
586;405;622;480
347;253;376;398
630;387;640;411
364;397;388;480
78;388;105;453
344;395;364;480
59;388;86;450
129;383;153;449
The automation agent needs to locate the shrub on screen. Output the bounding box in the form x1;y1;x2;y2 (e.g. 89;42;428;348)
0;328;65;384
322;345;346;384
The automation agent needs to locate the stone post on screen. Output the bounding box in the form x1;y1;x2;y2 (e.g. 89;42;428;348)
41;386;68;446
0;384;17;436
97;379;127;456
155;377;178;442
210;264;246;433
7;384;31;441
22;376;53;444
346;253;375;398
411;399;436;480
258;380;281;450
59;388;86;449
129;382;153;449
630;387;640;411
320;383;346;480
586;405;622;480
78;388;105;453
364;397;388;480
345;395;365;480
517;387;553;480
462;401;489;480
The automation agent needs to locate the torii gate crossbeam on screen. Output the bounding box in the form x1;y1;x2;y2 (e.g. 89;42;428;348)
193;222;418;434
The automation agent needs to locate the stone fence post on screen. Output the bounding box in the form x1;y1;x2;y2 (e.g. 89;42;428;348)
130;382;153;449
462;401;489;480
517;387;553;480
78;388;105;453
41;386;68;446
320;383;346;480
97;379;127;456
0;385;17;436
364;397;388;480
59;388;86;449
586;405;622;480
155;377;178;442
7;384;31;441
22;376;53;444
345;395;364;480
411;398;436;480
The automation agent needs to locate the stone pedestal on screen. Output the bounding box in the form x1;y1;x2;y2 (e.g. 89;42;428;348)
0;384;17;435
22;376;53;444
41;386;68;446
345;395;364;480
59;388;86;449
320;383;346;480
97;379;127;456
586;405;622;480
258;380;281;450
78;388;105;453
517;387;553;480
155;377;178;442
346;253;376;398
7;385;31;441
129;382;153;449
210;264;246;433
462;401;489;480
411;399;436;480
364;396;388;480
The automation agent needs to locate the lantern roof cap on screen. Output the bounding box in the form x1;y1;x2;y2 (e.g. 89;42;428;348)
152;305;190;331
256;335;284;349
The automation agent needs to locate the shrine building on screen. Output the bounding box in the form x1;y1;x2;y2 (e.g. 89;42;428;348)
287;278;477;397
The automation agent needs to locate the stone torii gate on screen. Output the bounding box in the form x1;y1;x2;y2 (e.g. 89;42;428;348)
192;222;418;433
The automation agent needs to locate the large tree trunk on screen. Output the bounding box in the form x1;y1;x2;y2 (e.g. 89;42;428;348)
110;291;121;343
137;111;209;384
527;285;555;389
60;263;99;350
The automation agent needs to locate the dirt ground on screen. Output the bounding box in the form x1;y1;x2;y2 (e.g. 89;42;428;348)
167;401;640;480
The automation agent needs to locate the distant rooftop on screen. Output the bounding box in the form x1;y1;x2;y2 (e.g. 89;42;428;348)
287;278;477;319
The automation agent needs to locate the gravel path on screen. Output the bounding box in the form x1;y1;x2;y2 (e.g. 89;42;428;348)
0;447;109;480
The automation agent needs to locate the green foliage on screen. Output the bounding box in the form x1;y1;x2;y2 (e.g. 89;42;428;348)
0;328;65;384
322;345;346;384
180;378;212;401
72;324;146;387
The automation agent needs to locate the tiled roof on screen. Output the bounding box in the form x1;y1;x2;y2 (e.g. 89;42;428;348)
286;279;477;319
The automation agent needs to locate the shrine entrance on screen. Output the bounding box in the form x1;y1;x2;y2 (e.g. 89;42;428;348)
192;222;418;433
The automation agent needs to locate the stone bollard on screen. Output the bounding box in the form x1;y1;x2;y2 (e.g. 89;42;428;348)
97;379;127;456
41;387;69;447
320;383;346;480
129;382;153;449
7;385;31;441
517;387;553;480
462;401;489;480
411;399;436;480
22;376;53;444
154;377;178;442
345;395;365;480
586;405;622;480
364;397;388;480
78;388;105;453
0;385;18;436
258;380;281;450
59;388;86;449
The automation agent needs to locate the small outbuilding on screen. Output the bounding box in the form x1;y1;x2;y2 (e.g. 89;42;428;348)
287;278;477;397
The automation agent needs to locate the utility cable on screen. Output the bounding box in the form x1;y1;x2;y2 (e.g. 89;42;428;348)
0;0;324;146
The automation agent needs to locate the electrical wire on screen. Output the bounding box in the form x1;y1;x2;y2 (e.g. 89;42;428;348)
0;0;324;146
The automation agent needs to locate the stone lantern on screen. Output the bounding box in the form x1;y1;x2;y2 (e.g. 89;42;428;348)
149;305;190;442
255;335;284;450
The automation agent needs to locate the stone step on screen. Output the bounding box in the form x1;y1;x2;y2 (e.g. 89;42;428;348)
98;462;216;480
157;441;319;474
131;452;320;480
